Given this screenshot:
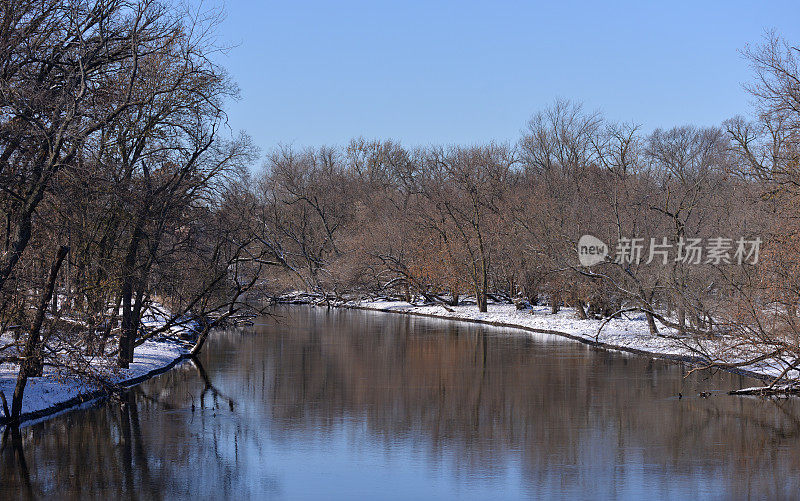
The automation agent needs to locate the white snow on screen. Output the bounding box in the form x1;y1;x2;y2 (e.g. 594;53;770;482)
0;339;186;417
345;300;794;381
1;298;791;424
0;305;192;422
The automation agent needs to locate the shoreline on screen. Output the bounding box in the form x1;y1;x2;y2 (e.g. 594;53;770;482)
1;298;786;428
0;335;192;428
332;300;779;384
0;304;205;427
4;350;192;428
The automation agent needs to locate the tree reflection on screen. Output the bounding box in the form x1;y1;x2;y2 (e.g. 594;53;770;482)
1;306;800;498
1;426;34;499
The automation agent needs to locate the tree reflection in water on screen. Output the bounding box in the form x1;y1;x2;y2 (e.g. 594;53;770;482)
2;306;800;499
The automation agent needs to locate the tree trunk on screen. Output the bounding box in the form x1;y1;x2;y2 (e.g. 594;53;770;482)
119;221;145;368
0;173;52;299
786;301;798;333
477;258;489;313
644;310;658;336
476;276;488;313
190;323;212;356
550;292;561;314
574;300;588;319
477;291;488;312
10;245;69;421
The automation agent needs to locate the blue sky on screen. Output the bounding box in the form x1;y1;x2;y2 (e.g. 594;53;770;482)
203;1;800;153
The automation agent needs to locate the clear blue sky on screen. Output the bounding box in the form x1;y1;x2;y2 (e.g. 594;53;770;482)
203;0;800;154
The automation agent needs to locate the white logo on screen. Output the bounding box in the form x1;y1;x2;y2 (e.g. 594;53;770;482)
577;234;608;267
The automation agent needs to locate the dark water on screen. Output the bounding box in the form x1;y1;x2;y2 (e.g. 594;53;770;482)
2;306;800;500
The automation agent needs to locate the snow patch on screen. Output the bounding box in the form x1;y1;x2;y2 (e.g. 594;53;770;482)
346;301;791;381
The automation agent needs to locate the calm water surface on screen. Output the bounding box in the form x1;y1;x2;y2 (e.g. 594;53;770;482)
2;306;800;500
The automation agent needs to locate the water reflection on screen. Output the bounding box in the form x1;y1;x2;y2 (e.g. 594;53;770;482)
2;306;800;499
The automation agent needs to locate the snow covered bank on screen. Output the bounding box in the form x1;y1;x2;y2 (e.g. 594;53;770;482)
340;300;789;383
0;307;194;426
4;297;788;427
0;340;189;425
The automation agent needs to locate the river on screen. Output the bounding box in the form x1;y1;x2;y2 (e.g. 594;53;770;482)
2;305;799;499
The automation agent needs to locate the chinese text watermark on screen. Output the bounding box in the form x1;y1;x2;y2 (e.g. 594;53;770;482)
577;235;761;267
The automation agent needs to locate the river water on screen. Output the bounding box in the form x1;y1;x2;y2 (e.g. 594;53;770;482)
2;306;799;499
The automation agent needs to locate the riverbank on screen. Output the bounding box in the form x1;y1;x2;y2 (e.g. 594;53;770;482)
336;299;789;384
0;309;193;426
0;341;190;426
1;298;790;427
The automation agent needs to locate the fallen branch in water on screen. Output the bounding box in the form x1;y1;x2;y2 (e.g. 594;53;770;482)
729;384;800;397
